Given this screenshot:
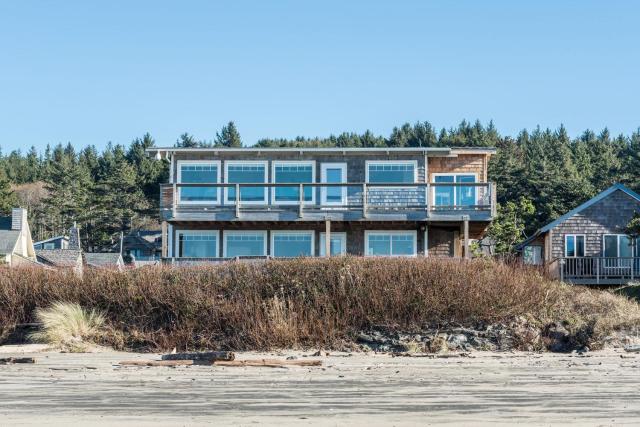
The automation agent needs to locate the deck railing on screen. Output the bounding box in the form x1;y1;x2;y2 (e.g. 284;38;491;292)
159;182;496;219
559;257;640;284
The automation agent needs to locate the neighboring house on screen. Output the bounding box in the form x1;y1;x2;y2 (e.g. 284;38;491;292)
116;230;162;262
147;146;496;262
518;183;640;285
34;235;69;250
0;208;38;267
36;249;83;274
85;252;125;270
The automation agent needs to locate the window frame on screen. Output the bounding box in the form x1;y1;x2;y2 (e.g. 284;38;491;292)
175;229;219;258
270;230;315;258
365;160;418;185
320;163;348;206
223;160;269;205
222;230;268;258
364;230;418;257
43;242;55;250
271;161;316;205
176;160;221;205
319;232;347;256
431;172;478;207
564;234;586;258
523;245;543;265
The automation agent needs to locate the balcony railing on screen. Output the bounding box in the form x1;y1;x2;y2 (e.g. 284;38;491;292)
160;182;496;221
559;257;640;285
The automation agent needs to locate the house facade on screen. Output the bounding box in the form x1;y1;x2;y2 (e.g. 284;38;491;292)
0;208;37;267
148;147;496;262
519;184;640;285
34;235;69;250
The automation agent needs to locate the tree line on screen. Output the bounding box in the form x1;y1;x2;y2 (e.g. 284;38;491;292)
0;120;638;253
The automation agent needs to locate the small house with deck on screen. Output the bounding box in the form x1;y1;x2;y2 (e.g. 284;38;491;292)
519;184;640;285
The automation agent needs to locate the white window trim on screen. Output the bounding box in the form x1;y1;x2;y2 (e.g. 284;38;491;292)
271;161;316;205
320;163;347;206
564;234;586;258
365;160;418;185
175;230;219;258
319;232;347;256
223;161;269;206
223;230;268;257
364;230;418;257
431;172;478;206
270;230;315;257
177;160;221;205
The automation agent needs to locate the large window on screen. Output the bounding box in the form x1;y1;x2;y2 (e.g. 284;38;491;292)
365;231;417;256
176;230;218;258
271;231;314;257
224;161;268;204
177;161;220;204
319;232;347;256
565;234;585;257
223;231;267;257
603;234;634;269
433;174;477;207
523;245;543;265
366;161;416;183
272;162;315;204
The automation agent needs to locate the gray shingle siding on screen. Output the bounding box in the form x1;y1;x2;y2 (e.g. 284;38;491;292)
550;190;640;259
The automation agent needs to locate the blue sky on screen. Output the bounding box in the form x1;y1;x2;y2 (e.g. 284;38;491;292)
0;1;638;152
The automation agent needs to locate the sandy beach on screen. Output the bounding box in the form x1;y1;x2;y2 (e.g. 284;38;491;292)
1;346;639;426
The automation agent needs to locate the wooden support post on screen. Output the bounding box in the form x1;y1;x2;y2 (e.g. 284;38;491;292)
463;215;470;259
426;183;431;217
325;219;331;257
298;183;304;218
362;183;368;219
172;183;177;218
235;183;240;218
161;221;168;258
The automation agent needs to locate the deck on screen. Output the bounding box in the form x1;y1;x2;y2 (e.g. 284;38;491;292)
159;182;496;222
559;257;640;285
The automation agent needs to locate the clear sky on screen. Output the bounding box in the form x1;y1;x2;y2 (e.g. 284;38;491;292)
1;1;638;152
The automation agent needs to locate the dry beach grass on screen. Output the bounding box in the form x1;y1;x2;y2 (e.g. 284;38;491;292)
1;257;639;351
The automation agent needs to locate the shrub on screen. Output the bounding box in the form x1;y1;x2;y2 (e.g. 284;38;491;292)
29;301;105;352
0;257;639;351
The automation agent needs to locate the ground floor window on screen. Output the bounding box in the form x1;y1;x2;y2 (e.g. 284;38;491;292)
271;231;314;257
365;231;417;256
223;231;267;257
565;234;585;257
319;232;347;256
176;230;218;258
523;245;543;265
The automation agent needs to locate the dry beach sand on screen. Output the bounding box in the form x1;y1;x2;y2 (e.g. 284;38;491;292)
1;345;640;426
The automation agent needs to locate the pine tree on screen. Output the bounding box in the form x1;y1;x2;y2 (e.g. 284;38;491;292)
215;121;243;147
0;169;18;214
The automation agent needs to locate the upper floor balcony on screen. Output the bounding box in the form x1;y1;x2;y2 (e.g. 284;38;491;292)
160;181;496;222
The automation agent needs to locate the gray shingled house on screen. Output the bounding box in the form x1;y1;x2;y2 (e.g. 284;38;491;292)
519;183;640;285
0;208;37;266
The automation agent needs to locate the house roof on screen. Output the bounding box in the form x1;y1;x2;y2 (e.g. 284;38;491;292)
36;249;82;267
146;146;497;158
517;184;640;249
0;216;19;255
34;235;69;246
85;252;123;268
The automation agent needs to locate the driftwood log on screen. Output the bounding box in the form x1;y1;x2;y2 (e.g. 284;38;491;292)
214;359;322;367
161;351;235;362
0;357;36;364
118;360;195;367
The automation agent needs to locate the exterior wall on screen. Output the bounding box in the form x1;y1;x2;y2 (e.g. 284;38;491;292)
550;190;640;259
428;154;487;182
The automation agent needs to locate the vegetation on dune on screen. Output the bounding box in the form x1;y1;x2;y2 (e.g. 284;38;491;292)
28;301;105;352
1;258;639;352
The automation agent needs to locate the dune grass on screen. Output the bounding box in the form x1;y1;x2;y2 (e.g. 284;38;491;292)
1;257;639;351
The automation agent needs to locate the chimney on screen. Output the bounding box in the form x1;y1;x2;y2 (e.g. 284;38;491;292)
11;208;27;231
68;221;81;250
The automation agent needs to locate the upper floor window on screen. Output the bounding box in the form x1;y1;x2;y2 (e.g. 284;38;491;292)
433;173;476;207
224;161;268;204
565;234;585;257
177;161;220;204
272;161;315;204
366;161;416;183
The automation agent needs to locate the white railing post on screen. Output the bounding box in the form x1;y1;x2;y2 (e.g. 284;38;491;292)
298;183;304;218
426;183;431;217
362;183;368;219
235;183;240;218
172;183;177;218
596;257;600;284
